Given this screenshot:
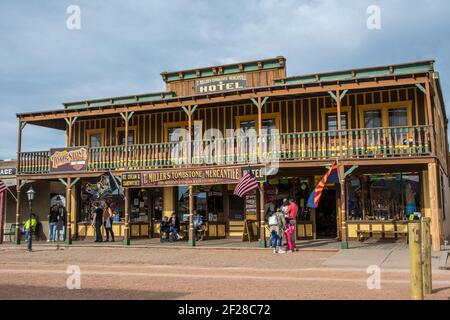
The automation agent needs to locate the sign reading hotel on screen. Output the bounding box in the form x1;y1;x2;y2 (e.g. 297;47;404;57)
195;74;247;94
49;147;88;173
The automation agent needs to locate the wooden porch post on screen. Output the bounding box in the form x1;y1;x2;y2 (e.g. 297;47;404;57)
123;187;130;245
338;162;348;249
14;180;21;244
188;185;195;246
65;177;72;244
257;96;262;162
125;111;129;169
427;162;442;251
336;90;343;157
258;182;266;247
188;105;192;165
425;81;436;156
14;120;25;244
309;177;317;240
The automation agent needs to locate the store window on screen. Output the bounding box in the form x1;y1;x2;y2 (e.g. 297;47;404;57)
177;186;224;222
347;173;421;221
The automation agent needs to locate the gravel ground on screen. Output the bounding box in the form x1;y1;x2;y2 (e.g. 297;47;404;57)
0;246;449;300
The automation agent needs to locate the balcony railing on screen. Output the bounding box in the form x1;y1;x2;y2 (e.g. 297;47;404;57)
18;125;432;175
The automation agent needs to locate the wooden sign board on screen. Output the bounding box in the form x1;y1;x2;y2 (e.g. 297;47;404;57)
242;219;258;242
49;147;88;173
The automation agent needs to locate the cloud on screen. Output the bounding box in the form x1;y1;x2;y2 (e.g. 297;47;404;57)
0;0;449;158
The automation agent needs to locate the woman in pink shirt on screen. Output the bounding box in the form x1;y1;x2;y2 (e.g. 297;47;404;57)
284;221;296;253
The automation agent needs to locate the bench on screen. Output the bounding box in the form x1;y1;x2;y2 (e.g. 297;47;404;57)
3;224;24;242
356;229;408;241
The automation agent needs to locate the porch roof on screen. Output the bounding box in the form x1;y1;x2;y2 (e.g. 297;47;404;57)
16;60;441;128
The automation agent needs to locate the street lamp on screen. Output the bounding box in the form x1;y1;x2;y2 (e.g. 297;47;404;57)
26;186;36;252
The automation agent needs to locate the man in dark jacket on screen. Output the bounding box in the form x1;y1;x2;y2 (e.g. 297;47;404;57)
92;204;104;242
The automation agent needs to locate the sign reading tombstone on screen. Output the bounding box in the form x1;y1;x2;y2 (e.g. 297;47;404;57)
49;147;88;173
195;74;247;94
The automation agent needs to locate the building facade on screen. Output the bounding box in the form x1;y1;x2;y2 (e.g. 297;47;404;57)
12;57;450;250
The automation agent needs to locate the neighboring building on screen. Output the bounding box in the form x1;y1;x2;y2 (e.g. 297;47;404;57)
12;57;450;250
0;160;66;242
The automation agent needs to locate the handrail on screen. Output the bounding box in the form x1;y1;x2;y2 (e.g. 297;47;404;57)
17;125;433;174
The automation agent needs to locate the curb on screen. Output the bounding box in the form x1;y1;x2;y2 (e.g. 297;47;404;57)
0;243;340;253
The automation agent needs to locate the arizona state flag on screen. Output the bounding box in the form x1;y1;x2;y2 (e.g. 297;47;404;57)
307;161;340;208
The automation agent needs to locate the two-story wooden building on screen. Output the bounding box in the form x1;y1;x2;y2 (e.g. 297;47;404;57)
13;57;450;250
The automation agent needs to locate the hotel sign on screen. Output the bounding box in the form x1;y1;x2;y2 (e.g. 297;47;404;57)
195;74;247;94
49;147;88;173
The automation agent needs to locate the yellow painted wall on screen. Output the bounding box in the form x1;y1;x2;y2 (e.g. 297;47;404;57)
163;187;174;218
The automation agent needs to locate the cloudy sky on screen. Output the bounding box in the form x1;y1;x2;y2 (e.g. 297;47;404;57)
0;0;449;159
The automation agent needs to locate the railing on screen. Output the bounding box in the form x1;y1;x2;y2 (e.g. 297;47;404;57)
18;125;432;175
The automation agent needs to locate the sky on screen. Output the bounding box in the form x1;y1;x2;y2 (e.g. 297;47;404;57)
1;0;449;159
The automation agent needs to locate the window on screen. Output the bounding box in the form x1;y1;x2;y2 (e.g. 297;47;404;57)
326;113;347;132
235;113;281;134
359;101;412;129
388;108;408;127
117;129;135;145
87;129;104;147
364;110;382;128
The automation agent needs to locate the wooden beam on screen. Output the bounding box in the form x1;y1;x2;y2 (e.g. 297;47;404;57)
428;162;442;251
415;83;426;94
425;81;436;157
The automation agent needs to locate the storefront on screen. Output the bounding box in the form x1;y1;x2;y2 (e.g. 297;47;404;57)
346;172;422;240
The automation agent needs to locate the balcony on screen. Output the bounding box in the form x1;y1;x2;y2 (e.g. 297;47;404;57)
18;125;432;175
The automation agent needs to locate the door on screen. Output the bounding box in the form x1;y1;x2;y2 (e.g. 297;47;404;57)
316;189;337;238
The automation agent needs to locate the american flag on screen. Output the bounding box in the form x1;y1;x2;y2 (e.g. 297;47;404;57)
0;180;7;194
233;170;259;197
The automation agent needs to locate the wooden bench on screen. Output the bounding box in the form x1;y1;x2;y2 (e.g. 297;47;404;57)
356;229;407;241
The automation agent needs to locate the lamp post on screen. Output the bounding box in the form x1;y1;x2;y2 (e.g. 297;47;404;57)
26;186;36;252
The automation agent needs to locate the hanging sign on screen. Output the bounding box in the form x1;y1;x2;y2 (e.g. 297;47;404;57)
49;147;88;173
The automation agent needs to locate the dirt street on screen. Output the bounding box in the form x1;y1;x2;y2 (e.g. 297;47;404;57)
0;246;449;300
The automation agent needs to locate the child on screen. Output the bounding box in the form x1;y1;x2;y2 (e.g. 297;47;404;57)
284;220;296;253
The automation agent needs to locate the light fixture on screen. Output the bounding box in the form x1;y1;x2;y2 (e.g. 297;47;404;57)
26;186;36;202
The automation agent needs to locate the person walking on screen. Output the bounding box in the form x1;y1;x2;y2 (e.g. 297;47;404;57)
92;204;104;242
284;220;296;253
103;202;115;242
268;209;286;254
57;205;66;242
286;198;298;251
24;213;37;243
47;206;60;242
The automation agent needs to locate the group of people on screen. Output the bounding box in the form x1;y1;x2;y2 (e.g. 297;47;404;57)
91;201;116;242
22;204;66;242
160;212;184;241
267;198;298;254
160;211;205;241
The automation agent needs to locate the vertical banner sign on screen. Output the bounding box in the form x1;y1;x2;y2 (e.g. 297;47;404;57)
49;147;88;173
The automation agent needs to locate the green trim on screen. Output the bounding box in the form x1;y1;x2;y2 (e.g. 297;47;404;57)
340;241;349;249
276;61;434;86
163;57;284;83
188;239;196;247
64;92;176;109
